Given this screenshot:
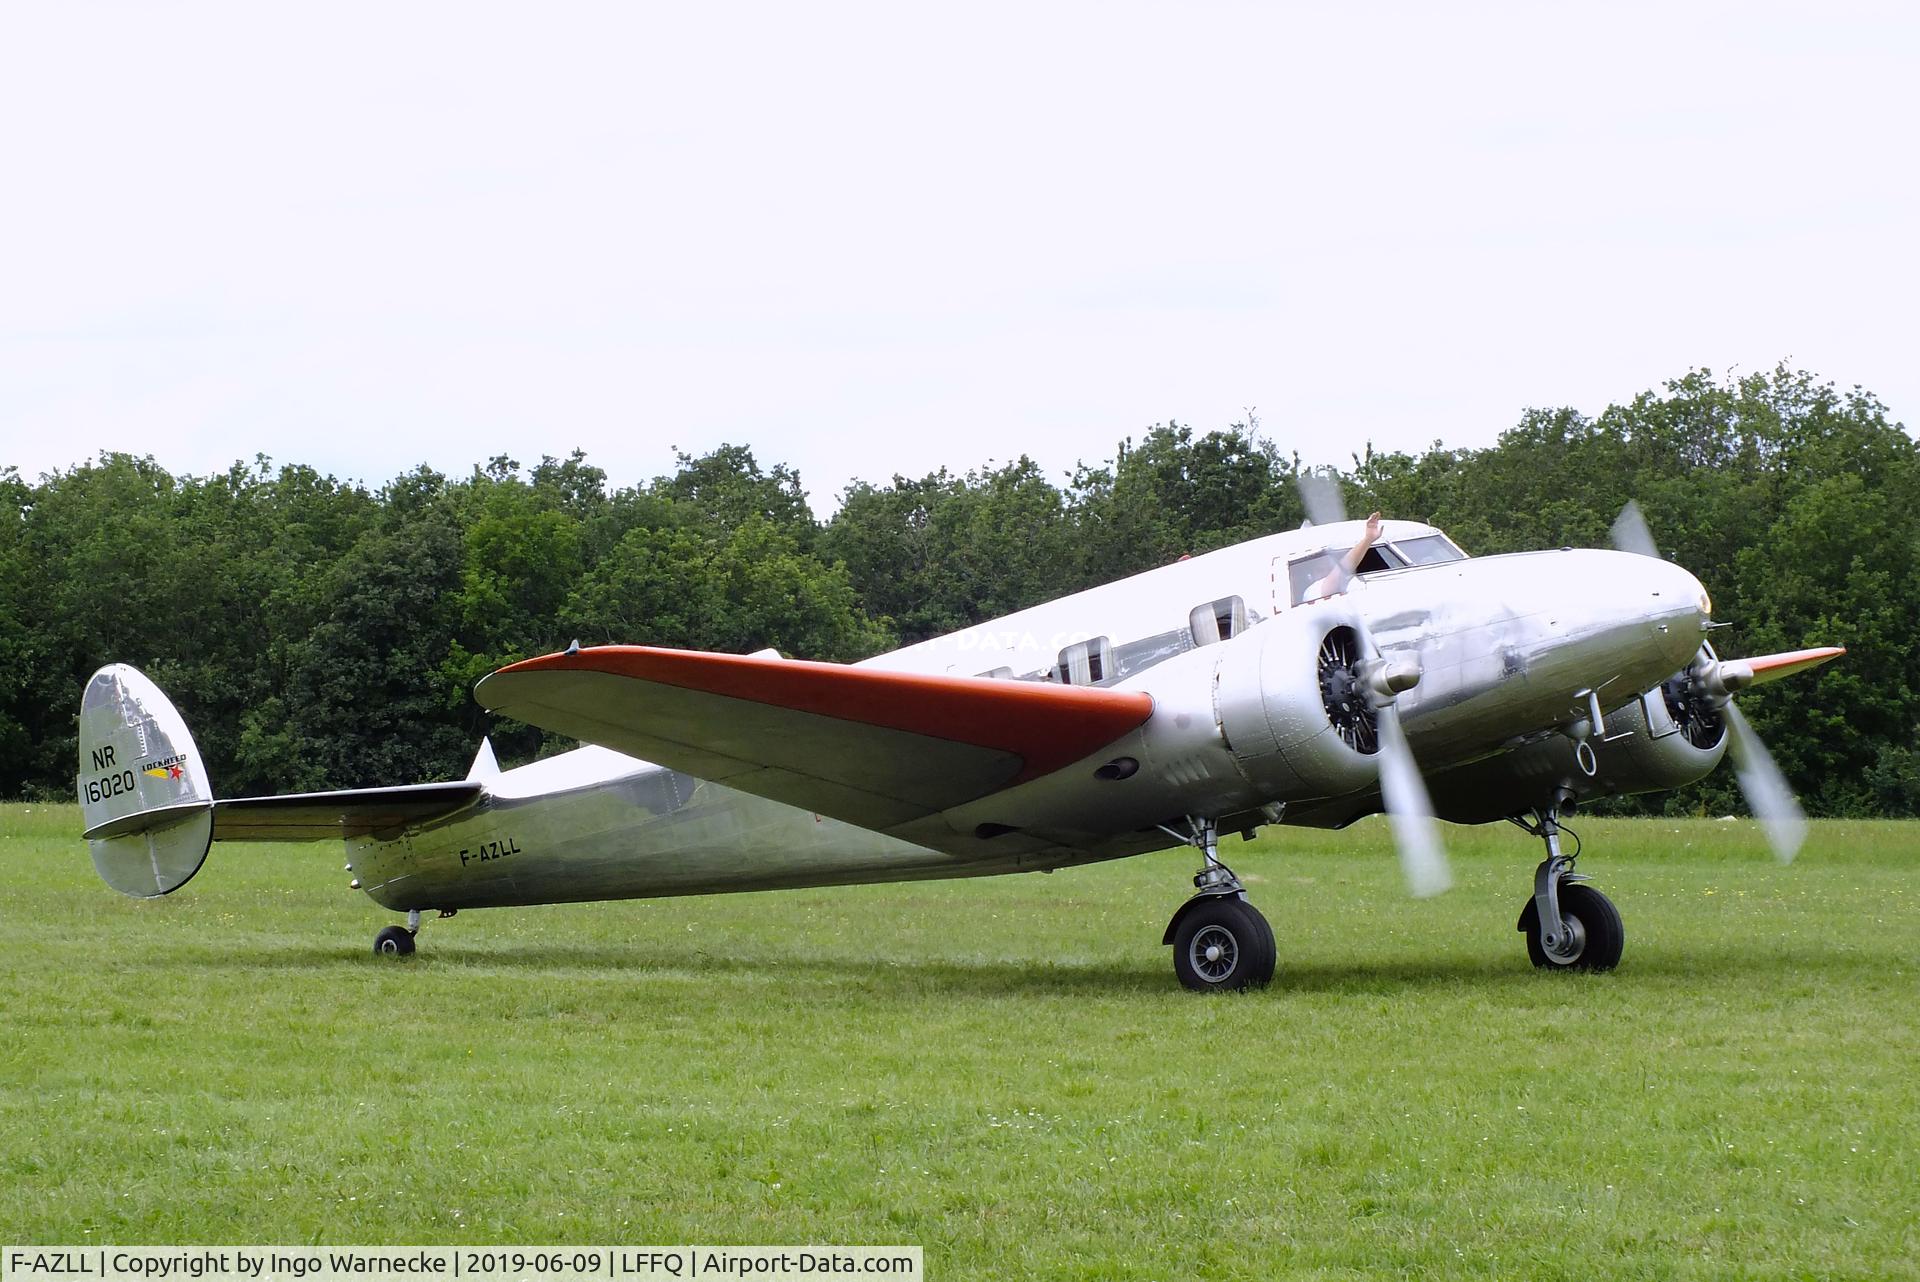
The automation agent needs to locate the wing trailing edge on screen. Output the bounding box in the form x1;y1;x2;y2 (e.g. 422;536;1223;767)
475;646;1154;833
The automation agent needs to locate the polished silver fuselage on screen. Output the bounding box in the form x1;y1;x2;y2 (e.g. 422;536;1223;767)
352;526;1711;913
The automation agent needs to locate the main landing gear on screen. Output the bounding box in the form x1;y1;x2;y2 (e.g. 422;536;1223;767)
1511;797;1624;971
1160;817;1276;992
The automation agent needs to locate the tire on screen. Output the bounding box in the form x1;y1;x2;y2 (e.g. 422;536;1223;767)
1521;882;1623;971
1171;897;1276;992
373;924;417;957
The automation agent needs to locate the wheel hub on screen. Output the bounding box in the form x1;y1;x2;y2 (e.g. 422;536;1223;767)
1542;911;1587;965
1189;925;1238;981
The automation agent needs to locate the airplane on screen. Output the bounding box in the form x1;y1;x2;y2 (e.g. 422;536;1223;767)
73;498;1844;990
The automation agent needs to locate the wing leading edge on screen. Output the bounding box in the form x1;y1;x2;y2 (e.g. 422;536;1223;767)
474;647;1154;834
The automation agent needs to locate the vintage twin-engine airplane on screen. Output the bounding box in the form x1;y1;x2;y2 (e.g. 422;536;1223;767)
76;501;1842;989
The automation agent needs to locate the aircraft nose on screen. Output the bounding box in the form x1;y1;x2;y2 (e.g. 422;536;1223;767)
1653;558;1710;619
1640;556;1712;660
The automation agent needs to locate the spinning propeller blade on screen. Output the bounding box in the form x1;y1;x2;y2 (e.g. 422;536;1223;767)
1610;500;1661;559
1298;472;1348;527
1374;698;1451;897
1354;618;1450;898
1722;701;1808;863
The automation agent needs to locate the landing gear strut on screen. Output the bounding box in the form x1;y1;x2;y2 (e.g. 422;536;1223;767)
1511;798;1624;971
1160;817;1276;992
373;909;423;958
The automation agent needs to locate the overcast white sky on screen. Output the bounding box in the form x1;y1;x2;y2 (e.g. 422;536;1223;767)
2;3;1914;512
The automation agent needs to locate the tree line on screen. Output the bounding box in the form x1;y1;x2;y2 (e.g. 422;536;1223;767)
4;364;1913;817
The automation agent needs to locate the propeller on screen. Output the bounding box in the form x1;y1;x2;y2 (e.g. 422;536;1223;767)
1609;499;1661;560
1680;648;1810;863
1612;500;1826;863
1297;471;1348;527
1722;700;1808;863
1374;695;1451;897
1353;643;1452;898
1301;497;1449;897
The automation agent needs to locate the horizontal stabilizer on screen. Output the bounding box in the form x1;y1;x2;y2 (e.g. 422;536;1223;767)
212;782;487;842
475;646;1154;834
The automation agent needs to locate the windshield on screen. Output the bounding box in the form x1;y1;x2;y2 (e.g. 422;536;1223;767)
1287;533;1465;605
1389;534;1467;565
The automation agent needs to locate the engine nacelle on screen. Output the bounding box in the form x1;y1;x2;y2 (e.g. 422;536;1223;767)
1585;682;1729;799
1429;680;1728;823
1212;604;1383;802
1015;606;1397;839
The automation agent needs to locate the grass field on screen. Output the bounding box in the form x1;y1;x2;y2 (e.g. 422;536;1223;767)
2;805;1916;1279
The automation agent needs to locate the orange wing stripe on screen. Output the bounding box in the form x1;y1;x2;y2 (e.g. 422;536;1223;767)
496;647;1155;781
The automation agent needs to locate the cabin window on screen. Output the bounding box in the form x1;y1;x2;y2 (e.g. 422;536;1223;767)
1056;636;1113;685
975;666;1014;680
1188;596;1247;647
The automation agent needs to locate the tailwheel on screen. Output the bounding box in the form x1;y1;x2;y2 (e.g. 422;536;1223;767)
1171;897;1276;992
1519;881;1623;971
372;924;416;957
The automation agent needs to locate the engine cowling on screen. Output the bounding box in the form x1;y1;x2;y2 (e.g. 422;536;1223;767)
1588;676;1730;796
1211;604;1385;802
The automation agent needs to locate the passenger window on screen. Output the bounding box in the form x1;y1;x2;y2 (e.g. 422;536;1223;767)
1056;637;1113;685
1188;596;1248;646
975;666;1014;680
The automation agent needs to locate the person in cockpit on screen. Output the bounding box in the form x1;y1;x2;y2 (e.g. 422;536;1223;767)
1298;510;1384;603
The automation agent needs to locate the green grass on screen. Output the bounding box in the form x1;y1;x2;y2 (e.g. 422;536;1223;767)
2;805;1916;1279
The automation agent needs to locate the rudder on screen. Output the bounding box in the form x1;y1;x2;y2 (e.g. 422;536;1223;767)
76;664;215;898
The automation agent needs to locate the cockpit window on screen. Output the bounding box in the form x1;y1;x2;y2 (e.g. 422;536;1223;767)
1286;531;1465;606
1389;534;1467;565
1287;546;1396;605
1288;553;1339;604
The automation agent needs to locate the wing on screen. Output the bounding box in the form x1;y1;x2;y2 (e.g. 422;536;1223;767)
210;782;486;841
474;647;1154;833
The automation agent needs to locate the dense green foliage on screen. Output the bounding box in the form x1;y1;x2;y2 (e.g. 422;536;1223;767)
4;365;1911;813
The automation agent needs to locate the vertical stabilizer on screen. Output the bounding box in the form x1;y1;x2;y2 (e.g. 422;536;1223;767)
466;736;501;781
76;664;215;898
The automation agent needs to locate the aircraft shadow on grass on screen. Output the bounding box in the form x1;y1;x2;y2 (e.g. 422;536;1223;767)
184;938;1861;998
